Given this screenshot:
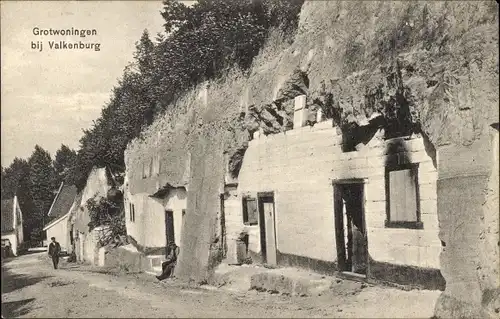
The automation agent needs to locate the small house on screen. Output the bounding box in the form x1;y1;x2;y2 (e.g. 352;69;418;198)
222;96;444;290
43;182;78;254
1;196;24;256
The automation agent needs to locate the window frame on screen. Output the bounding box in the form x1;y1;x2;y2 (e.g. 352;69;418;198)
384;163;423;229
242;196;258;226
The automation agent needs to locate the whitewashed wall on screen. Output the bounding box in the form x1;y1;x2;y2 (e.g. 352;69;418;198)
232;120;440;269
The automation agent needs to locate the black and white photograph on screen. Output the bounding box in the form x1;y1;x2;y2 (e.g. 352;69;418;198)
1;0;499;318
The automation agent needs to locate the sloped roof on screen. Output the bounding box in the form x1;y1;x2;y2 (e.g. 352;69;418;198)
47;183;78;220
68;192;83;225
1;199;14;234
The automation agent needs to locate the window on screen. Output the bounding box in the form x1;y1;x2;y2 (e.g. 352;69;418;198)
242;197;258;226
142;162;147;179
153;155;160;176
129;203;136;222
385;164;422;229
142;159;153;179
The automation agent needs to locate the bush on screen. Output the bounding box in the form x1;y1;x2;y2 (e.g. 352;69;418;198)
86;196;126;247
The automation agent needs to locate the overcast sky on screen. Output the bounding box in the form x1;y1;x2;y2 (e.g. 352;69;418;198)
0;1;192;167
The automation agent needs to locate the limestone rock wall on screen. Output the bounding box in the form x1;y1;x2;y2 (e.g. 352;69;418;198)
125;1;499;312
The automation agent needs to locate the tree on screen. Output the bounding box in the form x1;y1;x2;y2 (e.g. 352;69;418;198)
1;158;29;198
28;145;57;239
1;157;39;244
69;0;305;191
53;144;77;184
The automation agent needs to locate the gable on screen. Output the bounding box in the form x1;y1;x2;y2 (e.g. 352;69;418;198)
47;184;78;221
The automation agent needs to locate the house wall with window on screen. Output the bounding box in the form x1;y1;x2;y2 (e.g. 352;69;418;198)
235;121;341;264
125;182;187;250
222;185;261;263
232;119;441;288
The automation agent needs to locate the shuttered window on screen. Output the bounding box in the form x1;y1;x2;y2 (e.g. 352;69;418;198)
385;165;422;229
242;197;258;226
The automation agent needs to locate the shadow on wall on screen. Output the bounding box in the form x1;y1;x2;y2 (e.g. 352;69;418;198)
421;130;437;169
385;137;410;168
341;115;385;152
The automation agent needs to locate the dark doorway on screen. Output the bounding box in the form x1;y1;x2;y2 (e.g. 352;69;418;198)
333;180;368;276
165;210;175;256
257;193;277;265
219;194;227;259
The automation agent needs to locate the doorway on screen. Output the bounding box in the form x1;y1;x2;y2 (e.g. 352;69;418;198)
258;192;277;266
165;210;175;256
333;180;368;276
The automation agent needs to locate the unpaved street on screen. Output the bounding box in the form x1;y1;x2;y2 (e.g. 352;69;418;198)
2;252;440;318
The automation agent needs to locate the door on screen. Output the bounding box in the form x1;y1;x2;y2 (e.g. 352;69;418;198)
258;194;277;266
165;210;175;255
333;181;368;276
219;195;227;258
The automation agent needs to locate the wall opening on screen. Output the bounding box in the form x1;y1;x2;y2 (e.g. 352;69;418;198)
257;192;277;266
341;115;385;152
333;180;368;277
242;196;258;226
384;138;423;229
385;163;422;229
165;210;175;256
219;195;227;259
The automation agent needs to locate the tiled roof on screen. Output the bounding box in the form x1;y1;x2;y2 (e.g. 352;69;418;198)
1;199;14;234
47;183;78;221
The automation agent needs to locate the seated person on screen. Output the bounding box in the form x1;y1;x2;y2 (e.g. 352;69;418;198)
156;242;179;281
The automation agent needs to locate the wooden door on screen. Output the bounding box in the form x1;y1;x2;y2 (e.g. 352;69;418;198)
259;195;277;266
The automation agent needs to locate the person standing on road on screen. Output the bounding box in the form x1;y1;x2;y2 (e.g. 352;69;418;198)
48;237;61;269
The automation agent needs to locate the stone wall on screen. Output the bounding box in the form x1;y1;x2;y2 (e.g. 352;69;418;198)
230;119;440;287
434;127;500;318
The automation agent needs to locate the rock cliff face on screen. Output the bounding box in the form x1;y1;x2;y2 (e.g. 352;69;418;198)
125;1;498;315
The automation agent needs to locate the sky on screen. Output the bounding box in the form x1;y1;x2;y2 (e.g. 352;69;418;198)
0;1;194;167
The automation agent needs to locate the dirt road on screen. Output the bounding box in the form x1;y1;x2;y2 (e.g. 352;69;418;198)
1;252;440;318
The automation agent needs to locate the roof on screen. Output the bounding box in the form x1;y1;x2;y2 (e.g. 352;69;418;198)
47;183;78;220
44;191;82;231
1;199;14;234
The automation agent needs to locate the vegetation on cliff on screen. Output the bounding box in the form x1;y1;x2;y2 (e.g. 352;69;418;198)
70;0;304;190
86;195;126;247
2;0;304;243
